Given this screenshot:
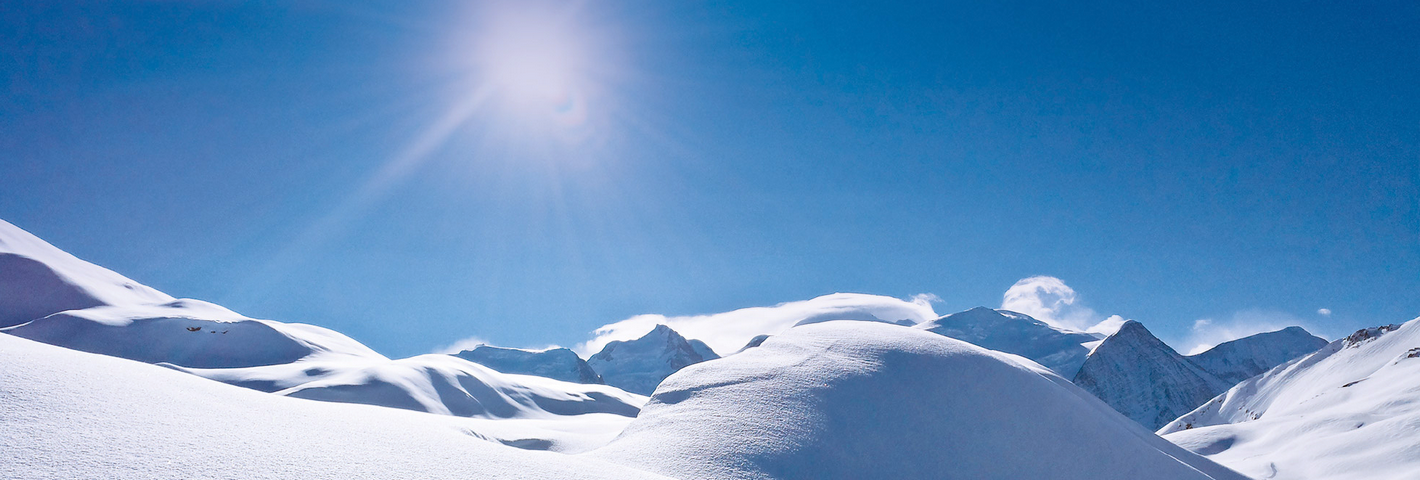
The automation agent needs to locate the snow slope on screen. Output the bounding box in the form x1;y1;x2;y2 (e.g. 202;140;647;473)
0;219;172;327
587;324;719;395
592;321;1246;480
169;354;644;418
1187;326;1328;384
0;333;667;479
915;306;1100;377
1161;318;1420;479
0;219;642;422
455;345;604;384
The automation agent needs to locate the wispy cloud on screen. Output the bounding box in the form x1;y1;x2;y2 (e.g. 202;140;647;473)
575;293;940;356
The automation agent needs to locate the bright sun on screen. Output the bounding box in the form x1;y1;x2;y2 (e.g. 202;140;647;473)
471;4;598;129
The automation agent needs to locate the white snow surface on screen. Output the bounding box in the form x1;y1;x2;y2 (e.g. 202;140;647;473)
0;219;643;422
1161;318;1420;480
0;219;173;327
0;333;666;479
914;306;1100;378
592;321;1246;480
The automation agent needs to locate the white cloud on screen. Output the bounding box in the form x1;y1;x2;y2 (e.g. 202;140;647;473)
1181;309;1323;355
1000;276;1110;332
575;293;940;356
1087;315;1128;336
1318;308;1332;316
431;336;489;354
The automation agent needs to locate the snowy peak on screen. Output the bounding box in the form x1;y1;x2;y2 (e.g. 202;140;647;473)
1073;320;1230;430
1188;326;1328;384
587;324;719;395
453;345;603;384
915;306;1099;377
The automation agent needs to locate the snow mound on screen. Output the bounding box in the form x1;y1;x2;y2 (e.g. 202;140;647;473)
1160;318;1420;479
455;345;604;384
3;299;383;368
0;218;642;422
588;324;719;395
592;321;1245;480
0;333;667;479
1187;326;1328;384
0;219;172;327
915;306;1100;377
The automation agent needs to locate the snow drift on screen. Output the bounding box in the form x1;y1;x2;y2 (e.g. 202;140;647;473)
592;321;1246;480
1161;318;1420;480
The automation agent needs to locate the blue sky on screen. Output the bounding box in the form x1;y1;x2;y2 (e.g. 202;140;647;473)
2;1;1416;357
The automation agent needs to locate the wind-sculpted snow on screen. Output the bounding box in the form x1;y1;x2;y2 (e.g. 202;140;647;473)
1161;318;1420;480
3;299;383;368
0;334;667;479
455;345;604;384
592;321;1246;480
915;306;1100;377
171;354;644;418
0;219;644;423
588;324;719;395
0;219;172;327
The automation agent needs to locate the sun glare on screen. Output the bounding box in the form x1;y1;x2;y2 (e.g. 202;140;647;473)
470;4;601;131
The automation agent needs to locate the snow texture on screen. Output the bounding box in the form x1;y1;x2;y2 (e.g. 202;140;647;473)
1161;318;1420;480
0;219;172;327
0;219;643;421
587;324;719;395
592;321;1246;480
455;345;604;384
915;306;1100;378
0;333;667;479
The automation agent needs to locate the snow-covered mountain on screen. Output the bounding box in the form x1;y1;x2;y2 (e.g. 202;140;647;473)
455;345;604;384
914;306;1100;377
587;324;719;395
1073;320;1232;430
1073;320;1327;431
0;219;643;421
1186;326;1328;384
591;321;1245;480
1161;319;1420;479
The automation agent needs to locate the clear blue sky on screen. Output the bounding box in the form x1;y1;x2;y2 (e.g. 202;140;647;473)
2;1;1416;357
